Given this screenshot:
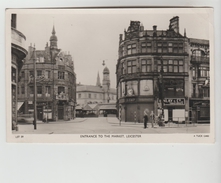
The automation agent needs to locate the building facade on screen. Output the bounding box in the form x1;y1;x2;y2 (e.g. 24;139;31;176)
189;38;210;122
77;67;116;107
76;67;117;116
11;14;28;129
116;16;210;123
18;26;76;121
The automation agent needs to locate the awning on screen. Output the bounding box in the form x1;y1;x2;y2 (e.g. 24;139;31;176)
17;102;24;110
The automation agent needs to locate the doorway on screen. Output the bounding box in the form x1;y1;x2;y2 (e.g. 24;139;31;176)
168;108;173;122
58;106;64;120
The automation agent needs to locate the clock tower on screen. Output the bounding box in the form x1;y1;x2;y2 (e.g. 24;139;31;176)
102;66;110;92
50;25;58;49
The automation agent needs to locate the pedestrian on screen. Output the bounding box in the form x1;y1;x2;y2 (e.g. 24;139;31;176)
150;111;155;128
143;109;149;129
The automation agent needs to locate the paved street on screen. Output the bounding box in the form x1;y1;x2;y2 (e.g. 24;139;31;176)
13;117;210;134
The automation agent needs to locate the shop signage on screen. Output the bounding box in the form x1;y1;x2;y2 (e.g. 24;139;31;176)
163;98;185;105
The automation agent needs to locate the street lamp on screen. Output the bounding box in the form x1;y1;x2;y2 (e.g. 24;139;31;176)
33;46;37;130
158;57;164;120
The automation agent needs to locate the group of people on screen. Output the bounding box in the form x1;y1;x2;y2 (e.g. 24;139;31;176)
143;109;164;129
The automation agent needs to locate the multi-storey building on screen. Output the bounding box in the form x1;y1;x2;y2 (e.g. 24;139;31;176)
189;38;210;122
76;67;117;116
116;16;210;123
76;67;116;106
11;14;28;130
18;26;76;121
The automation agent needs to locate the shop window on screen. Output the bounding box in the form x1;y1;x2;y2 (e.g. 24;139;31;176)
141;59;152;72
58;71;65;79
126;80;138;96
163;79;184;97
140;80;153;95
127;60;136;74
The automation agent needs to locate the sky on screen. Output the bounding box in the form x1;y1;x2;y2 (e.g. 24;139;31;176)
15;8;212;88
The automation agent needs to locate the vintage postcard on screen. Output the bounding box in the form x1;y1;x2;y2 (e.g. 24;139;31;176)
6;8;214;143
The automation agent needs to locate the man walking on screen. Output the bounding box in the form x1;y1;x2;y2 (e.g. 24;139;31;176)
143;109;149;129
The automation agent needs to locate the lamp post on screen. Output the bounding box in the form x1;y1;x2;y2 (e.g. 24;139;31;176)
158;57;164;120
33;46;37;130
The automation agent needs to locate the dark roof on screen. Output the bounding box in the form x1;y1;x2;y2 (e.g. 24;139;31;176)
189;38;209;45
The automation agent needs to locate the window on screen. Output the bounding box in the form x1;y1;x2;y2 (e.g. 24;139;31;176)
193;84;196;97
141;42;152;53
199;67;209;77
29;86;34;94
58;71;65;79
168;43;173;53
127;43;136;55
140;80;153;95
45;71;50;79
58;87;65;94
173;43;183;53
192;67;196;77
89;93;91;98
45;86;51;96
127;60;136;74
12;67;16;83
158;60;184;73
141;59;152;72
21;71;25;78
37;70;42;77
164;79;184;97
21;86;25;94
122;62;125;74
193;50;202;57
78;93;81;98
37;86;42;94
94;94;97;99
126;80;138;96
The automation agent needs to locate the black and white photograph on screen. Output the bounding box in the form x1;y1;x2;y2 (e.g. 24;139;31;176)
7;8;214;143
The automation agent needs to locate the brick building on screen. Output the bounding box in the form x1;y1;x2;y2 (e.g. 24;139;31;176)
17;26;76;121
116;16;210;123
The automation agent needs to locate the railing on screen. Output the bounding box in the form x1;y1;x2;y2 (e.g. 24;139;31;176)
191;56;209;63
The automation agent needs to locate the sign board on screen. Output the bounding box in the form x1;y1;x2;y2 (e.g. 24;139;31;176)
163;98;185;105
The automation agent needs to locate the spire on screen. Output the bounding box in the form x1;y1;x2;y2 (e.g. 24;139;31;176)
184;28;186;37
52;25;56;35
50;24;58;49
96;72;101;86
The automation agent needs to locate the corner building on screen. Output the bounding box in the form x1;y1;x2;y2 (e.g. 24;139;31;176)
116;17;190;122
11;14;28;129
18;26;76;121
